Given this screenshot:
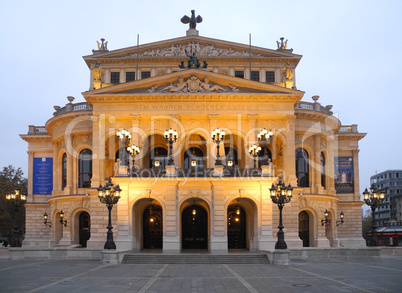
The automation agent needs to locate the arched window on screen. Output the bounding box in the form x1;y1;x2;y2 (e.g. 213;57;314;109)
321;152;326;189
184;147;204;169
295;148;309;187
61;153;67;189
149;147;168;169
115;148;130;166
78;149;92;188
224;147;238;167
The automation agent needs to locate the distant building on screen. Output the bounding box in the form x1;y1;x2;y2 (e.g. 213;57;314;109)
370;170;402;225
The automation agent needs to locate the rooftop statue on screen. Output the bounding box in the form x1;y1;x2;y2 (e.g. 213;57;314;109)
181;10;202;29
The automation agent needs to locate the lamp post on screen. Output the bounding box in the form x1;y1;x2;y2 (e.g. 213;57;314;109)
97;178;122;249
270;179;293;249
116;129;131;167
257;128;273;166
164;128;178;166
5;188;27;247
248;144;261;168
363;186;385;246
211;128;225;166
127;144;141;176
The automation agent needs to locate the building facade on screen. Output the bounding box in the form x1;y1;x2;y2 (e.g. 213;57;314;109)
20;24;367;253
370;170;402;225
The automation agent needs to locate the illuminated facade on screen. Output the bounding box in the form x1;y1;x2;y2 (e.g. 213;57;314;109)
20;25;367;253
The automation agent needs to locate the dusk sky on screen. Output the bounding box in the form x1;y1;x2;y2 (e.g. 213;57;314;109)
1;0;401;204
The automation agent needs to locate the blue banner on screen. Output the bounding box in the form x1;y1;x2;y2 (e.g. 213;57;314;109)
33;158;53;195
334;157;354;194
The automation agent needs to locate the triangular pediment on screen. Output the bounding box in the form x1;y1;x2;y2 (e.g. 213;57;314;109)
83;35;301;66
83;69;304;103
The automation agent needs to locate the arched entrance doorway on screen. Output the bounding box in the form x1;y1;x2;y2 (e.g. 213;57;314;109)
143;205;163;249
227;205;246;249
182;205;208;250
79;212;90;247
299;211;309;247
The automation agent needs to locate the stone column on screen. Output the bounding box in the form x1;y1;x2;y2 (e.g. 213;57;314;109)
271;135;277;176
91;114;106;187
52;143;58;192
284;116;297;186
66;135;74;192
313;134;322;192
115;181;131;250
352;149;360;201
258;182;276;250
163;182;180;253
27;151;34;202
327;138;336;194
210;183;227;253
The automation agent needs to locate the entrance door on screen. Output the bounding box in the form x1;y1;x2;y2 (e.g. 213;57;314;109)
143;205;163;249
227;205;246;249
299;211;309;247
79;212;90;248
182;205;208;249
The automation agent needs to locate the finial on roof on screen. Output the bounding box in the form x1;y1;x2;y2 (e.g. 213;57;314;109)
276;37;293;53
181;10;202;36
92;38;109;54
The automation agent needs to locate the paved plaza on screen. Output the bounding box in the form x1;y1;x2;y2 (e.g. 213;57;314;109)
1;255;402;293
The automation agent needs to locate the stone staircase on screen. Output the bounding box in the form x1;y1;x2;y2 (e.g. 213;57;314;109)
122;253;270;264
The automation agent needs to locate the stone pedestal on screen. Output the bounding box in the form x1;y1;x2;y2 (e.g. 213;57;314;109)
213;165;224;176
261;165;272;176
118;165;128;176
165;165;176;176
186;29;199;36
271;249;290;265
285;80;294;89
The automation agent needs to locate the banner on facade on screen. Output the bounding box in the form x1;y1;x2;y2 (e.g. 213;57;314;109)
334;157;354;193
33;158;53;194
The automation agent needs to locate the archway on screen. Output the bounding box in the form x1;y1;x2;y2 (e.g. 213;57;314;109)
182;205;208;250
143;205;163;249
227;205;246;249
299;211;310;247
79;211;90;248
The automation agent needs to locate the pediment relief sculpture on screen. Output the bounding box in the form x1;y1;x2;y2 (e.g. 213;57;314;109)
141;42;260;57
147;76;239;93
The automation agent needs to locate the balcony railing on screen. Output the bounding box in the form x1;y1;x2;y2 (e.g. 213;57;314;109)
295;101;333;115
28;125;48;135
53;102;92;117
339;124;358;133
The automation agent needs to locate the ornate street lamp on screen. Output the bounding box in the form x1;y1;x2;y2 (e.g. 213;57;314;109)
321;209;330;226
116;129;131;167
97;178;122;249
363;186;385;246
336;211;345;226
164;128;178;166
211;128;225;166
257;128;273;166
270;179;293;249
59;210;67;226
43;212;52;227
127;144;141;176
248;144;261;168
5;188;27;247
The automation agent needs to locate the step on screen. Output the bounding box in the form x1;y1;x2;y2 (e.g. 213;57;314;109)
122;253;270;264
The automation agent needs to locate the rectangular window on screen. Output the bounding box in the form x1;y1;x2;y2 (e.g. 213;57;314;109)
110;72;120;84
126;72;135;82
235;71;244;79
141;71;151;79
266;71;275;82
250;71;260;82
